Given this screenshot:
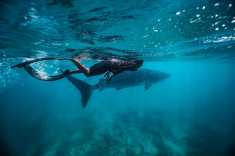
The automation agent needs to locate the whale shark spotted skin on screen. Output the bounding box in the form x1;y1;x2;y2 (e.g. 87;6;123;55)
66;69;170;108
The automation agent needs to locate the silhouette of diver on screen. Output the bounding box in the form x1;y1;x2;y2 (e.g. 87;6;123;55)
11;56;143;81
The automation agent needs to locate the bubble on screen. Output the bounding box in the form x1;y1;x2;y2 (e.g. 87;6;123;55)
189;18;201;24
176;11;181;15
30;15;39;19
30;7;36;11
143;35;149;38
65;43;69;46
222;24;226;27
214;3;220;7
215;27;219;31
228;3;232;8
202;6;206;10
196;14;200;18
153;27;159;32
231;20;235;23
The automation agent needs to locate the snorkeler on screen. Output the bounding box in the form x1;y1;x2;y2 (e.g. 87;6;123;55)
11;56;143;81
71;56;143;80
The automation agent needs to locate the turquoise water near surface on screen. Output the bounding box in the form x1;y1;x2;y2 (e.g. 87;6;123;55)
0;0;235;156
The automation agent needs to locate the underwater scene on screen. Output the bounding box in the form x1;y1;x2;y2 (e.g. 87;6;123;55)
0;0;235;156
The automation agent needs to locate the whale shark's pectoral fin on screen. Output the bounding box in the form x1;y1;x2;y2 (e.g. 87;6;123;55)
144;81;152;90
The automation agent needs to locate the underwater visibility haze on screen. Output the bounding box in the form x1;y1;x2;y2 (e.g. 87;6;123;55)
0;0;235;156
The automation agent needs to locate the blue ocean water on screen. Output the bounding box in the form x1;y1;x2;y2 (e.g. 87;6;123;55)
0;0;235;156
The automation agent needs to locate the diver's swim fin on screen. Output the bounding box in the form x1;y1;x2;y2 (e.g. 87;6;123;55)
66;75;92;108
11;57;71;69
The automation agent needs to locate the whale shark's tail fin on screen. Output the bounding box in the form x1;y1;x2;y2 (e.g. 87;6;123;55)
66;75;92;108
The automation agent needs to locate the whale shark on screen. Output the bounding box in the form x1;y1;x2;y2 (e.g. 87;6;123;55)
66;69;170;108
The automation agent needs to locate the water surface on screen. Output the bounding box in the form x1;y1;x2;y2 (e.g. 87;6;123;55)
0;0;235;156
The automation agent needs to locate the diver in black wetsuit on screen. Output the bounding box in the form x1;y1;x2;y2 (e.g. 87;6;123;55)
71;57;143;80
11;56;143;81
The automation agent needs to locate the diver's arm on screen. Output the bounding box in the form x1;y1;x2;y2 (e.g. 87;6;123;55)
104;71;112;81
105;68;126;81
104;70;121;81
71;58;90;76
